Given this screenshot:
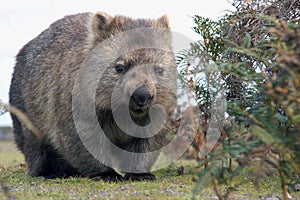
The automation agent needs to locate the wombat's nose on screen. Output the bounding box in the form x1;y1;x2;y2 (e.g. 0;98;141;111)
131;85;152;107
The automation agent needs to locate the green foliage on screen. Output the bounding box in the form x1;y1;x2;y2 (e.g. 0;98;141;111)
177;0;300;199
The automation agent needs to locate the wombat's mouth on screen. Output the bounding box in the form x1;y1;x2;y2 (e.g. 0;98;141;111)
129;104;152;126
128;85;154;117
134;108;145;114
129;100;150;117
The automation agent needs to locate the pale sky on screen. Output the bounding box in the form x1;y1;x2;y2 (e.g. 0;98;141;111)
0;0;233;126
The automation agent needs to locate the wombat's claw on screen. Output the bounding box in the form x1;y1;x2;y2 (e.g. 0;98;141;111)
124;173;156;181
92;173;124;182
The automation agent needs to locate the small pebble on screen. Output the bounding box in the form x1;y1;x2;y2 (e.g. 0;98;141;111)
192;176;198;182
177;166;184;175
30;182;37;186
145;191;150;196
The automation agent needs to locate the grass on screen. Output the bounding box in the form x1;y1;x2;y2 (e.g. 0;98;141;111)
0;140;24;167
0;140;299;199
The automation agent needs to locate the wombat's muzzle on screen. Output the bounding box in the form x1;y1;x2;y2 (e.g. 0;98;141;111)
130;85;153;109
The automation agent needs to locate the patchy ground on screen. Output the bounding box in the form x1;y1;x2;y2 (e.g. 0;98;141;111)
0;140;299;199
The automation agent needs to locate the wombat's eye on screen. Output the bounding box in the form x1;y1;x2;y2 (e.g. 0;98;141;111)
115;64;125;74
154;66;164;76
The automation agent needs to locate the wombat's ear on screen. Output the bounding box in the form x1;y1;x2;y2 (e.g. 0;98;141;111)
92;11;113;31
157;15;170;29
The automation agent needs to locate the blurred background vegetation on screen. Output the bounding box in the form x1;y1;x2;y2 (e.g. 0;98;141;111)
177;0;300;199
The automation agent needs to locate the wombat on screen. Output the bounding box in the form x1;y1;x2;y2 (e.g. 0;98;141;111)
9;11;177;181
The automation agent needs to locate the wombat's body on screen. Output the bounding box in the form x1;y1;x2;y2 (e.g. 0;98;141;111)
9;12;176;181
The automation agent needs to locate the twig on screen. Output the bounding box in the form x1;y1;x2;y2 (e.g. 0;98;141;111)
0;100;41;138
263;157;289;200
278;167;288;200
211;177;223;200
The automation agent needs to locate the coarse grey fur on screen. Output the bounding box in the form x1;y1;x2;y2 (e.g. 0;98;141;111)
9;11;177;181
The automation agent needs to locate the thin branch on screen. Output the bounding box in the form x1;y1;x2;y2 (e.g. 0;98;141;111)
212;177;223;200
0;100;41;138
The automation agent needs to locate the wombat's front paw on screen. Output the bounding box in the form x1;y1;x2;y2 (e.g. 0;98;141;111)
124;173;156;181
92;172;123;182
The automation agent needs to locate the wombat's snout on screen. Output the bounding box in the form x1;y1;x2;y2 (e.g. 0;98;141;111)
131;85;153;108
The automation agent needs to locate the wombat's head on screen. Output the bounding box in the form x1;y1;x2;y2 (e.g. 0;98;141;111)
110;49;177;119
91;12;177;119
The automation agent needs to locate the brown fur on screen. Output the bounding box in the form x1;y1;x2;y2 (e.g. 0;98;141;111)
9;11;176;180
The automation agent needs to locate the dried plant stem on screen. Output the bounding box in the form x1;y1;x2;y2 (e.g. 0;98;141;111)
278;168;288;200
0;101;41;138
264;157;289;200
211;177;222;200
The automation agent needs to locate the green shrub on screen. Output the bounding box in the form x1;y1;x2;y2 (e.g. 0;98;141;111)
177;0;300;199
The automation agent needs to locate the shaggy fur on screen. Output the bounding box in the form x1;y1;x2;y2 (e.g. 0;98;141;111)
9;11;176;181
